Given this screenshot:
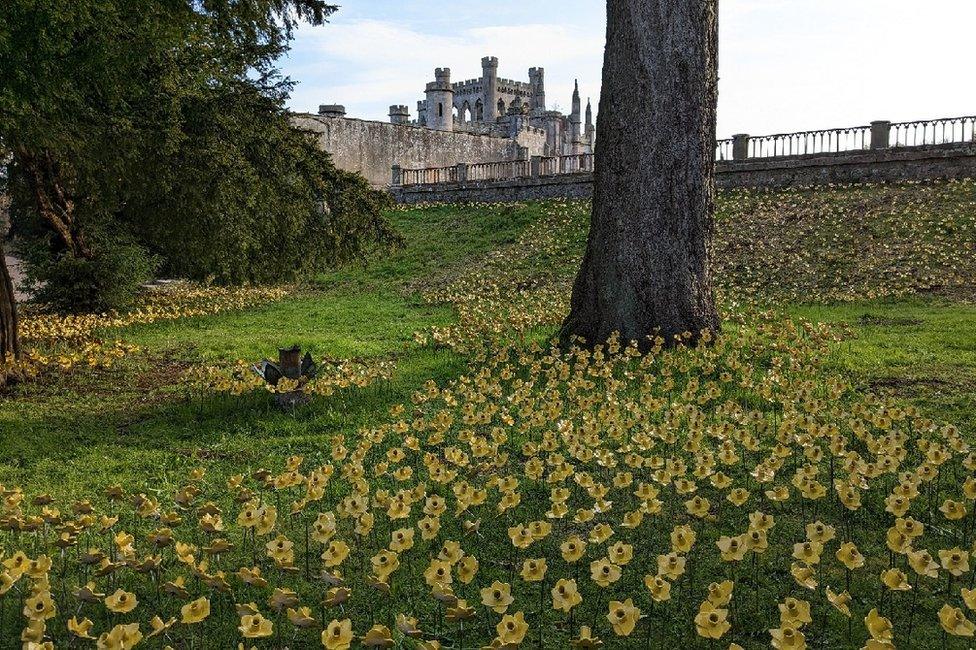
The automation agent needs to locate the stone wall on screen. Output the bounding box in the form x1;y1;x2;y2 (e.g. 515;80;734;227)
391;143;976;204
293;114;530;187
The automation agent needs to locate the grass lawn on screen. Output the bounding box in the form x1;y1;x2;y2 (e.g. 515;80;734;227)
0;181;974;648
1;185;972;510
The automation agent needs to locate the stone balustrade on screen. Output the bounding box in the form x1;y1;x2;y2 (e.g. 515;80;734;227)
394;115;976;189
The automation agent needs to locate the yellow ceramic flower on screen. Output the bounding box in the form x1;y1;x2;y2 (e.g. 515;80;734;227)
836;542;865;570
322;618;354;650
706;580;734;607
606;599;640;637
962;588;976;611
520;558;547;582
97;622;143;650
790;563;817;590
908;549;940;578
396;614;422;638
181;596;210;624
560;536;586;562
147;615;176;638
717;535;748;562
826;587;851;617
644;574;672;602
324;586;351;607
288;607;318;629
322;540;350;568
571;626;604;649
792;541;823;565
881;568;911;591
804;521;836;544
496;611;529;645
670;525;697;553
941;499;968;521
390;528;415;552
864;608;893;641
656;552;686;580
424;559;452;588
371;550;400;579
24;590;57;621
268;587;300;613
769;625;806;649
940;548;970;576
894;516;924;539
361;624;395;648
727;488;750;507
551;579;582;613
457;555;479;584
104;589;138;614
940;604;976;637
445;599;476;623
695;601;731;640
685;495;710;518
68;616;96;639
590;557;622;587
778;597;812;627
588;523;613;544
480;581;514;614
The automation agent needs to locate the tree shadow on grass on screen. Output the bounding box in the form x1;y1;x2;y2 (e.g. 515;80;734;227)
0;347;467;495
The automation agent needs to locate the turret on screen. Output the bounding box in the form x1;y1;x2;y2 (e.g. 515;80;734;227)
528;67;546;116
389;105;410;125
318;104;346;119
482;56;499;123
424;68;454;131
417;100;427;127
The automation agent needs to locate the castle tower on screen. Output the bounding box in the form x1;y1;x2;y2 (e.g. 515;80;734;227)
585;98;595;148
389;105;410;125
528;67;546;116
424;68;454;131
482;56;499;123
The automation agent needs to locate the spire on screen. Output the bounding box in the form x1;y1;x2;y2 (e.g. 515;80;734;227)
571;79;581;121
585;97;593;126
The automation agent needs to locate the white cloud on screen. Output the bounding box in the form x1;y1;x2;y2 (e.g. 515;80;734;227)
284;1;976;137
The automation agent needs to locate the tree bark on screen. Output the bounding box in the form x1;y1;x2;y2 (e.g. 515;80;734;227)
560;0;720;349
12;146;92;259
0;240;19;366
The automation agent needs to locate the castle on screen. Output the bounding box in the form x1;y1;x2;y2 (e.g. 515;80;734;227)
392;56;595;157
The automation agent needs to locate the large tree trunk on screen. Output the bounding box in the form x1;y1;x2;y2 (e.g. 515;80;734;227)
0;241;19;364
560;0;720;349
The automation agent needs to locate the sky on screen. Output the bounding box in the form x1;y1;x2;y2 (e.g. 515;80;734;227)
281;1;976;139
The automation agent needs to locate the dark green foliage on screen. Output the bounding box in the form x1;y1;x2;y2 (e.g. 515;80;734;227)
0;0;396;309
121;82;398;283
19;236;156;313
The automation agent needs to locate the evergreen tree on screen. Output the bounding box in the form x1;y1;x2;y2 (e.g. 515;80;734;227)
0;0;394;313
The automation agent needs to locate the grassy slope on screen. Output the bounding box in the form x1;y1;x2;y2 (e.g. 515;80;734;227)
791;298;976;432
0;203;545;496
0;191;973;497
